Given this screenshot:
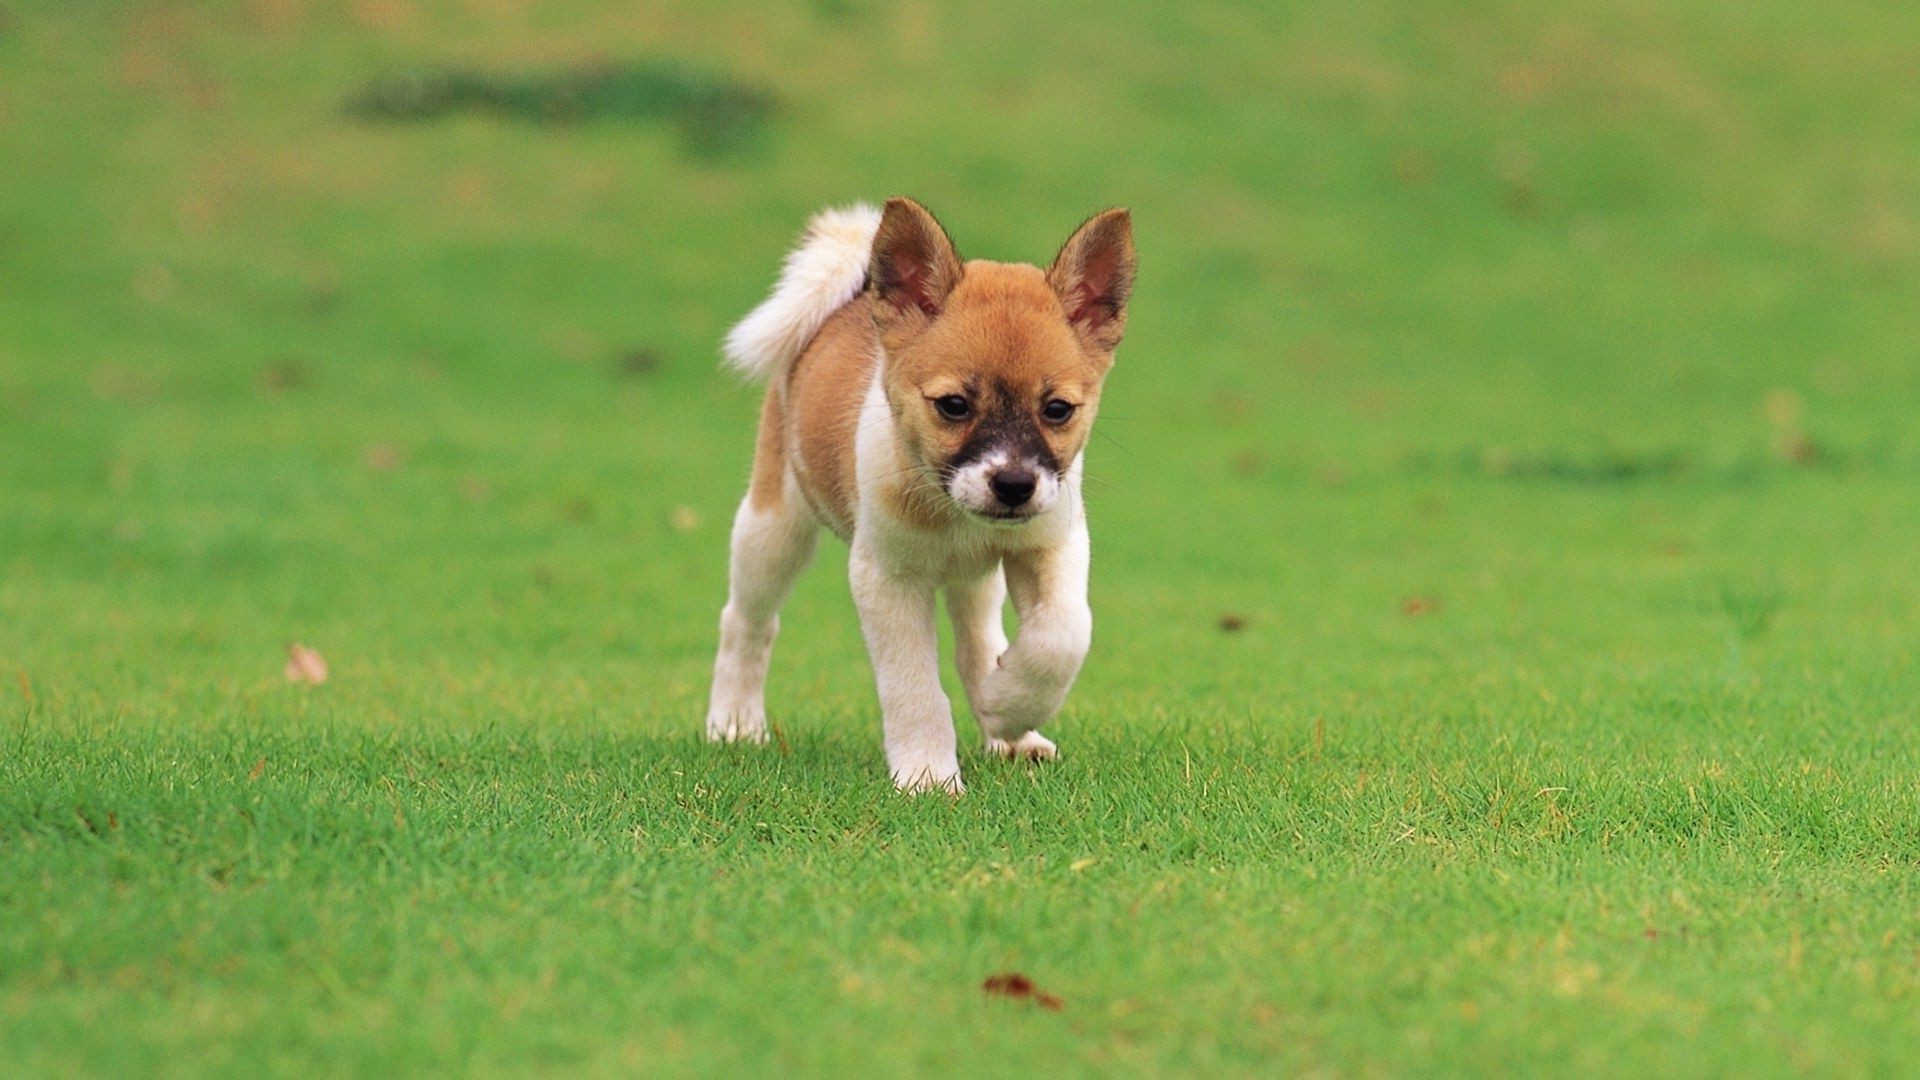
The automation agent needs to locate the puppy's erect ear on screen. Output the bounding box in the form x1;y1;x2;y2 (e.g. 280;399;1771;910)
869;197;962;334
1047;208;1136;352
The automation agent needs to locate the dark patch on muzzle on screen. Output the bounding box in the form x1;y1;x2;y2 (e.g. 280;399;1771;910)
948;386;1059;475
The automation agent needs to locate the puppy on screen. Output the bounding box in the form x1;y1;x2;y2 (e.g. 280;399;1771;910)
705;198;1136;792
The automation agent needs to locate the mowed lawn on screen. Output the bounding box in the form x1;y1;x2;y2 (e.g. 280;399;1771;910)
4;1;1920;1075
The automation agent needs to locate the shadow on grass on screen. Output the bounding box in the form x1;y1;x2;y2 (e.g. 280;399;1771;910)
1395;441;1905;488
344;60;776;160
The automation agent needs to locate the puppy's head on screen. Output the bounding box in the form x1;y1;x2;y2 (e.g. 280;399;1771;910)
869;198;1136;522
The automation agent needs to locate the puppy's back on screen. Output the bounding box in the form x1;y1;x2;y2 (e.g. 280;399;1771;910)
779;295;880;536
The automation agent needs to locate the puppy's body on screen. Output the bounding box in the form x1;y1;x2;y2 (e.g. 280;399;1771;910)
707;198;1135;791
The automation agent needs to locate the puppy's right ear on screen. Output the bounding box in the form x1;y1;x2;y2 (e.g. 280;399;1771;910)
869;197;962;336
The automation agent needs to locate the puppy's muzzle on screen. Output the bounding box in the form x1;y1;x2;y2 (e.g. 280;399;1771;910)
947;456;1058;520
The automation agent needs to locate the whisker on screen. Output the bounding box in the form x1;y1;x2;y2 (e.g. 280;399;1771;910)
1093;427;1133;454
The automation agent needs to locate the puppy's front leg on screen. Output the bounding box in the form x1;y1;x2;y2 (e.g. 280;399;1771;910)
950;567;1056;762
849;547;962;793
974;520;1092;743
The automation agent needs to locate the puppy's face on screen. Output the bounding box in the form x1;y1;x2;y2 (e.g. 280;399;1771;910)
869;200;1136;523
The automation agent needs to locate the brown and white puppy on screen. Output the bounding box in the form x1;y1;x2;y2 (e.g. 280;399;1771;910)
705;198;1136;792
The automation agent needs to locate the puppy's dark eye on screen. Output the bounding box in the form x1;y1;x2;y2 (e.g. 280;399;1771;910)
932;395;972;421
1041;399;1077;424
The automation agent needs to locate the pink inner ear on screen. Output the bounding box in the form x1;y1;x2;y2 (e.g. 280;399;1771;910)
1063;236;1126;330
1067;282;1114;330
882;257;942;316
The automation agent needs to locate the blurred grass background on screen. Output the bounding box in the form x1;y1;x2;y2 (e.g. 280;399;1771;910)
3;1;1919;1075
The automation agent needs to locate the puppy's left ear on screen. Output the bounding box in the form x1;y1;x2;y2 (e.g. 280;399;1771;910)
1047;208;1136;352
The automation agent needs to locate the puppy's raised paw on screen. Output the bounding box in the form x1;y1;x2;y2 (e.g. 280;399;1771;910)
985;730;1058;762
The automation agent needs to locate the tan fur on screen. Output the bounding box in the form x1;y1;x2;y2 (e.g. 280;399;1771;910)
776;296;878;535
745;386;789;511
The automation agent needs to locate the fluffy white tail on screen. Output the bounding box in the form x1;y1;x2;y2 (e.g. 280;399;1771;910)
722;203;882;381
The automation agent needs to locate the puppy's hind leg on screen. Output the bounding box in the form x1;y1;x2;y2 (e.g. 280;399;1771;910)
706;417;817;743
948;566;1056;762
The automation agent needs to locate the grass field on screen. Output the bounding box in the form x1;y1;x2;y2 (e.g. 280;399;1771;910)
5;1;1920;1074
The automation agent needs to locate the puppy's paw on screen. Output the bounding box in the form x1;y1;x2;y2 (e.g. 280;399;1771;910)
891;759;965;795
985;730;1058;762
705;702;769;744
974;669;1072;740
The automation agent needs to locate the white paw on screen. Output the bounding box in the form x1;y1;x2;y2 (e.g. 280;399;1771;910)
974;666;1074;739
985;730;1057;762
705;702;768;744
891;759;965;795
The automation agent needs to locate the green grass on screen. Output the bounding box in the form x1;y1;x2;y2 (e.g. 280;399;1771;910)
4;0;1920;1074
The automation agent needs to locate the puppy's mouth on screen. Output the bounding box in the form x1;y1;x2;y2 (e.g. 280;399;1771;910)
968;505;1040;524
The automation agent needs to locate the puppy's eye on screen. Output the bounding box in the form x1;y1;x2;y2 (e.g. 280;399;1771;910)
932;395;972;421
1041;399;1077;424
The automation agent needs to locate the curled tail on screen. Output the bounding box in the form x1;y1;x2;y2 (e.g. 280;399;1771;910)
722;203;882;381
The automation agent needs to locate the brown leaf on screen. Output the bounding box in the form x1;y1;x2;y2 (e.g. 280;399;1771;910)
983;971;1062;1010
258;358;309;394
363;443;402;472
1772;431;1820;465
1218;614;1247;633
284;644;328;684
248;757;267;780
1212;391;1253;423
983;972;1033;997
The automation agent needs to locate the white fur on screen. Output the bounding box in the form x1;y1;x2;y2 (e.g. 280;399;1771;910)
722;203;883;381
948;449;1062;519
705;474;819;743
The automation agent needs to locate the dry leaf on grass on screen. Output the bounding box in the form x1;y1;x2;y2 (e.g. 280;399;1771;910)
363;443;402;471
983;971;1063;1011
284;644;328;684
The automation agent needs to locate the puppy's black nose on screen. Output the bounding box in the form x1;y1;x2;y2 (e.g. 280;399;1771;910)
989;468;1037;508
